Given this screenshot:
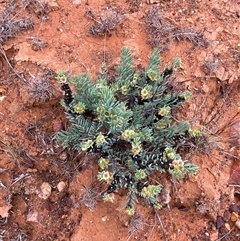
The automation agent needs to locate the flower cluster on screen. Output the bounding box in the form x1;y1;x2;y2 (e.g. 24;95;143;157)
169;159;185;179
81;140;94;151
141;86;152;100
131;142;142;156
103;193;115;203
135;169;146;180
141;185;162;198
98;157;109;170
96;133;106;147
188;128;202;137
121;129;135;141
74;102;86;114
158;106;171;116
147;69;160;81
121;85;129;95
97;170;113;184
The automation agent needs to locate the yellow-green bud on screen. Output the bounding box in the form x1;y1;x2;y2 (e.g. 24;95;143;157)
135;169;146;180
125;206;135;216
121;85;128;95
131;142;142;156
98;157;109;169
74;102;86;114
141;88;152;100
96;133;105;147
81;140;94;151
158;106;171;116
97;171;113;184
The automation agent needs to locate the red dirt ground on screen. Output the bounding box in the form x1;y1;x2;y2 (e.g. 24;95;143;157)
0;0;240;240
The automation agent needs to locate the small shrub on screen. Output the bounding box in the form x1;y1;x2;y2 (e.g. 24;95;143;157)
145;7;209;51
85;8;125;36
0;0;34;44
203;57;219;75
28;74;56;102
29;36;48;51
55;47;198;214
128;213;145;235
79;182;102;210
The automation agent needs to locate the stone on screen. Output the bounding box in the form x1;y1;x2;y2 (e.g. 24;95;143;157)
27;211;40;223
57;181;66;192
230;212;239;222
38;182;52;199
73;0;82;4
0;204;11;218
235;219;240;229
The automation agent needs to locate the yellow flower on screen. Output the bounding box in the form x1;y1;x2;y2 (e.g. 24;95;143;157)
165;147;176;159
170;159;185;172
125;206;135;216
131;73;139;86
188;128;202;137
96;83;103;89
131;142;142;156
81;140;94;151
141;88;152;100
121;85;128;95
96;133;105;147
135;169;146;180
98;157;109;169
121;129;135;140
74;102;86;114
158;106;171;116
97;106;105;115
147;69;160;81
141;185;161;198
103;193;115;203
156;120;166;129
97;171;113;184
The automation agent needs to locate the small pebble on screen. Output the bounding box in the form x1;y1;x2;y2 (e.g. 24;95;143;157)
223;210;231;222
57;181;66;192
229;203;239;213
225;222;231;231
101;216;108;222
231;212;239;222
235;219;240;229
38;182;52;199
27;211;40;223
216;216;223;229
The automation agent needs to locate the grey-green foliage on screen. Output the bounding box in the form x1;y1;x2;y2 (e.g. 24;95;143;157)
55;47;198;214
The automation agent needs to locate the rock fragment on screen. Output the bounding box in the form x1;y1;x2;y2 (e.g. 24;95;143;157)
38;182;52;199
27;211;40;223
57;181;66;192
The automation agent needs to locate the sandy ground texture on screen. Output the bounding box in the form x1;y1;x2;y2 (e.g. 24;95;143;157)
0;0;240;240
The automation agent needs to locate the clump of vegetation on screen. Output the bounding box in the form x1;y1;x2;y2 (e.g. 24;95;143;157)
79;182;102;210
127;0;141;13
27;74;56;102
144;7;209;51
22;0;51;21
85;8;125;36
0;0;34;44
55;47;199;215
128;213;145;235
29;36;48;51
202;57;219;75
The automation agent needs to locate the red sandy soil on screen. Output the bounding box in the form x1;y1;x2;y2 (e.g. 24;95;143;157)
0;0;240;240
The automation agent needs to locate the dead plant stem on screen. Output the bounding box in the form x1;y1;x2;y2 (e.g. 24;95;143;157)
215;227;234;241
154;208;168;241
0;47;27;83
